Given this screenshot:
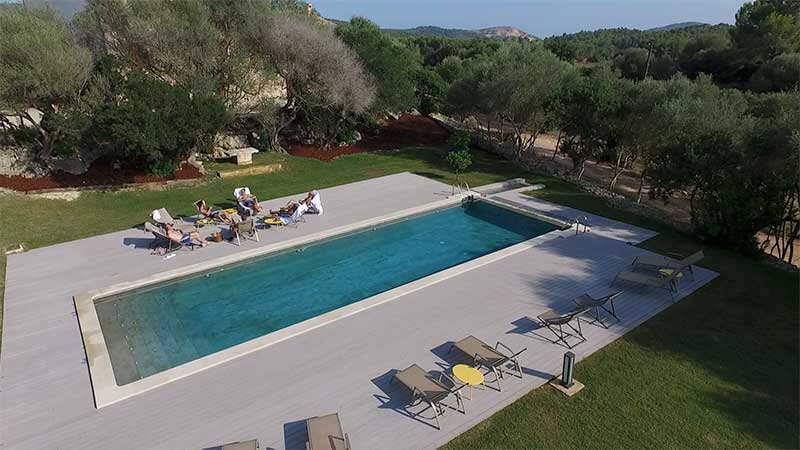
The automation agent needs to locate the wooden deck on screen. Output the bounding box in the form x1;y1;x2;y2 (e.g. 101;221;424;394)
0;173;717;449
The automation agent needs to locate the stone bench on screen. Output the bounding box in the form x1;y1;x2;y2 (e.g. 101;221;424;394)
224;147;260;165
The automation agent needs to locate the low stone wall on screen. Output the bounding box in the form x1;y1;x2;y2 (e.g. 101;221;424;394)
431;114;692;233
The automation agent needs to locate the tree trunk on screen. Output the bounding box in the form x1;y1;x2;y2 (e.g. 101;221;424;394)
636;170;646;203
609;151;625;191
577;160;586;180
551;130;563;161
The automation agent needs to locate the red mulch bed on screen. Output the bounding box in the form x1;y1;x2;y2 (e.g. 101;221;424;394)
287;114;451;162
0;163;202;193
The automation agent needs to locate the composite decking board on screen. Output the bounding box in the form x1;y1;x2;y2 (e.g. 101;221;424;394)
1;174;716;449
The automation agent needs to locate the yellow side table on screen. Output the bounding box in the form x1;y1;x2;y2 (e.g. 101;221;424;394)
452;364;485;400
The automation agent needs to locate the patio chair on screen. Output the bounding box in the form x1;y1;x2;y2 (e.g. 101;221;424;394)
573;291;624;329
612;270;681;300
203;439;259;450
449;336;526;391
391;364;465;430
632;250;704;280
232;217;259;246
537;306;589;349
306;413;350;450
234;187;259;217
144;222;197;252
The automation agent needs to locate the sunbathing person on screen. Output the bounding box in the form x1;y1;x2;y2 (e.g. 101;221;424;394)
165;223;208;247
270;201;309;225
237;191;263;214
196;200;235;225
270;200;299;216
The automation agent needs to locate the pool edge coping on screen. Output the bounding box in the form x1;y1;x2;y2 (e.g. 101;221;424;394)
78;191;570;408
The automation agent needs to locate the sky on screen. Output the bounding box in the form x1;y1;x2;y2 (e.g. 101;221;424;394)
314;0;745;37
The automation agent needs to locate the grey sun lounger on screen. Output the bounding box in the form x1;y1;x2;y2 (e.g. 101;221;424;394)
449;336;526;391
632;250;704;280
537;307;589;349
144;222;198;252
150;207;195;233
306;413;350;450
392;364;464;430
612;270;681;300
573;291;624;329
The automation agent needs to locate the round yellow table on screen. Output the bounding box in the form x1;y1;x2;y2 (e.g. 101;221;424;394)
658;268;684;289
452;364;485;400
263;217;284;227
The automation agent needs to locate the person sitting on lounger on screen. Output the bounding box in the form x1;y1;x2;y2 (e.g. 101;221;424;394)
299;190;323;215
196;200;236;225
269;201;308;225
236;191;263;214
165;223;208;247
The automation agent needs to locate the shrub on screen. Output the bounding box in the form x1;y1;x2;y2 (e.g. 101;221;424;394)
446;148;473;180
88;72;228;167
147;159;178;177
337;128;359;146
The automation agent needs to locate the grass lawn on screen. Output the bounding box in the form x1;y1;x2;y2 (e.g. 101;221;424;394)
0;147;797;448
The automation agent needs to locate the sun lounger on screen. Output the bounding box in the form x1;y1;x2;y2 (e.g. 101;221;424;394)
392;364;464;430
234;187;259;217
150;208;195;232
144;222;197;252
612;270;680;300
306;413;350;450
632;250;704;280
537;307;589;349
449;336;526;391
573;291;624;329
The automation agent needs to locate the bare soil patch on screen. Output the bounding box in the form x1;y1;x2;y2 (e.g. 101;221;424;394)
0;163;202;193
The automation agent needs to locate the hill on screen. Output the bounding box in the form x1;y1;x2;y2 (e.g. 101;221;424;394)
386;25;536;40
646;22;707;32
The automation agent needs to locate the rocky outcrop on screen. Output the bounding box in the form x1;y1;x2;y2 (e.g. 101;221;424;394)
0;147;48;178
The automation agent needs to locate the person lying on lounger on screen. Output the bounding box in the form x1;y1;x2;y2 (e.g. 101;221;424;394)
196;200;236;225
270;200;299;216
165;223;208;247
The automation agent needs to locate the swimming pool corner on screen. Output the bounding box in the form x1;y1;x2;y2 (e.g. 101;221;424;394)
74;291;119;409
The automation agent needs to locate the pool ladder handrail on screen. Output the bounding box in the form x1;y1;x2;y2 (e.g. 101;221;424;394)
573;216;591;235
452;181;472;199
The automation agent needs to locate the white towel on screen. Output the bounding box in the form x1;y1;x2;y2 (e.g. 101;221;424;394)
309;190;323;215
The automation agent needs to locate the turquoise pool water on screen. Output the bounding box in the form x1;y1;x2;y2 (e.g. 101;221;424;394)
96;201;556;385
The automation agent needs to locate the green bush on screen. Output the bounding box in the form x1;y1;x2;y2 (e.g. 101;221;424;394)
336;128;359;146
88;71;229;168
446;148;473;179
147;159;179;177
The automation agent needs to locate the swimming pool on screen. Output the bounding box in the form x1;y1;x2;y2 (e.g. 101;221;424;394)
94;201;557;386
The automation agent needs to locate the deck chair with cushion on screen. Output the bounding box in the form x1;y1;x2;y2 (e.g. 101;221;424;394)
306;413;350;450
232;217;259;246
150;208;195;233
632;250;704;280
234;187;259;217
612;270;681;300
449;336;526;391
537;306;589;349
391;364;465;430
573;291;624;329
266;202;308;229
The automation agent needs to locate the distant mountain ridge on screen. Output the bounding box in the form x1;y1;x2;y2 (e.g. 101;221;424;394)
385;25;537;40
646;22;708;32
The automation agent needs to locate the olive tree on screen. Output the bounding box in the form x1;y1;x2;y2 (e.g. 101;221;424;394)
482;43;573;159
0;6;92;159
247;12;376;149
